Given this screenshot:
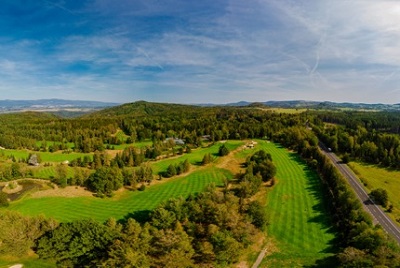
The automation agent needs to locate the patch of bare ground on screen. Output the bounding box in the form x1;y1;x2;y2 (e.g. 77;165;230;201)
215;145;247;174
236;261;249;268
8;264;23;268
30;185;93;198
105;149;123;158
1;182;23;194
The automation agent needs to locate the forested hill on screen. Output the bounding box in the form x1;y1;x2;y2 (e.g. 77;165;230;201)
84;100;207;118
0;111;60;122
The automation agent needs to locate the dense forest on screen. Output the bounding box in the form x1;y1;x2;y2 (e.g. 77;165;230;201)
311;110;400;168
1;102;400;267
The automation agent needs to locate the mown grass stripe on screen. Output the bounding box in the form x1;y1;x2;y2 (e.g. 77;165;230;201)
6;166;226;223
254;141;336;267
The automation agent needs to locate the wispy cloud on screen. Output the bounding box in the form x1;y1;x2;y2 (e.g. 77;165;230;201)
0;0;400;103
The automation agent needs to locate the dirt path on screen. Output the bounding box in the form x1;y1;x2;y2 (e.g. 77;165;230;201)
252;246;268;268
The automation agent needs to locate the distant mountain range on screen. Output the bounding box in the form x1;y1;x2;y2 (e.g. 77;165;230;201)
1;99;400;114
203;100;400;111
0;99;120;113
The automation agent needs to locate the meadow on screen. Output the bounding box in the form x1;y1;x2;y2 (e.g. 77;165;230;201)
349;161;400;223
257;142;336;267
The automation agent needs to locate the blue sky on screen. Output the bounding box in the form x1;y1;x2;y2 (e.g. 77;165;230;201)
1;0;400;104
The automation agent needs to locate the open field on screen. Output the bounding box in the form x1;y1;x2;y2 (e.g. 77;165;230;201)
257;142;337;267
7;167;229;222
32;166;77;179
108;140;153;150
258;108;307;114
0;149;92;163
349;161;400;223
151;140;244;175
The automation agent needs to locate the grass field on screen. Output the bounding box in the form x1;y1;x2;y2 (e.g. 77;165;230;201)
108;140;153;150
0;149;92;163
0;257;55;268
151;141;244;175
256;142;337;267
32;166;77;179
7;167;229;222
349;161;400;224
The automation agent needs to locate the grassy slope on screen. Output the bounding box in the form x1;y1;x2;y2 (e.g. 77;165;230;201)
7;167;230;222
349;161;400;224
258;142;336;267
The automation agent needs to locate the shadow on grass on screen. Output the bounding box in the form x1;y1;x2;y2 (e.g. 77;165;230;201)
120;210;152;224
288;153;340;254
304;255;338;268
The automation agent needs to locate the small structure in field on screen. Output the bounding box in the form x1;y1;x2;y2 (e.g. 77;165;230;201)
164;137;185;145
247;141;257;148
28;154;39;166
201;135;211;141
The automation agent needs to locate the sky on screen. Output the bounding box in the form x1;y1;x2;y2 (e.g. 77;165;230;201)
1;0;400;104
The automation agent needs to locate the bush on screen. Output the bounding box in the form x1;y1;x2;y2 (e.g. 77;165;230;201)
218;144;229;156
370;188;389;207
139;184;146;191
0;191;9;207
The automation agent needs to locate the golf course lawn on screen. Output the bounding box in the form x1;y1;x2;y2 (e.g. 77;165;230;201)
259;142;337;267
7;166;229;223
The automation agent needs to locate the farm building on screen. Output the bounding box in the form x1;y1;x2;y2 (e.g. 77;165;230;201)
164;137;185;145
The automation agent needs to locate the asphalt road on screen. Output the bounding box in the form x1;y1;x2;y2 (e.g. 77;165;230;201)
319;144;400;244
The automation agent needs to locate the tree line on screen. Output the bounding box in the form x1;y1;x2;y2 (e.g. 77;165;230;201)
312;110;400;169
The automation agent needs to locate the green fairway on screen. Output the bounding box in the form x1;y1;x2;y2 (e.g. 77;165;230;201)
6;167;229;222
258;142;336;267
0;149;92;163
